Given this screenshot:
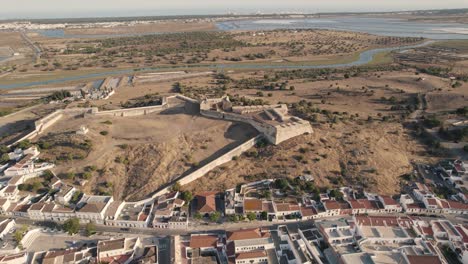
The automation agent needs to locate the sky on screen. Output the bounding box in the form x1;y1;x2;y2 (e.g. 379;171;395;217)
1;0;468;19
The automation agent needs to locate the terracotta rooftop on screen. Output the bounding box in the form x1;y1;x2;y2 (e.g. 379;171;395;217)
244;199;263;212
406;255;442;264
189;235;218;249
426;198;439;207
28;203;45;211
275;202;300;212
98;238;126;252
196;192;217;213
355;216;413;227
42;203;56;213
380;195;399;206
13;204;31;213
236;250;266;260
300;207;318;217
447;200;468;210
323;200;341;210
3;185;17;194
7;176;22;186
227;228;270;241
78;202;107;213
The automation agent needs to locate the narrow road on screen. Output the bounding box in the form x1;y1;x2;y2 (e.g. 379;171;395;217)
20;31;41;60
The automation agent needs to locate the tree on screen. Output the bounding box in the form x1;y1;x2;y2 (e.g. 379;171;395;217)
0;153;9;164
194;212;202;220
274;178;288;190
16;140;31;150
41;170;54;181
209;212;221;222
0;145;9;154
63;218;80;235
329;189;344;201
181;191;193;203
13;225;28;245
85;222;96;237
82;172;92;180
172;181;181;192
260;211;268;220
70;191;83;204
247;212;257;221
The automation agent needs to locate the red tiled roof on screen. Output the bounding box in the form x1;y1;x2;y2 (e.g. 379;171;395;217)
454;226;468;243
324;200;341;210
196;192;217;213
447;200;468;210
406;255;442;264
236;250;266;260
275;202;300;212
355;216;413;227
438;199;450;209
244;199;263;212
407;203;425;209
426;198;438;206
300;207;317;217
380;196;399;206
3;186;17;194
189;235;218;249
227;228;270;241
13;204;30;213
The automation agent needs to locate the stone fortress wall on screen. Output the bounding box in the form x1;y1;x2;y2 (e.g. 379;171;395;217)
8;93;311;204
8;94;199;147
199;97;313;145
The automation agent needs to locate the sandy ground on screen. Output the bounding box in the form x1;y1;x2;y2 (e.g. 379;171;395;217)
36;108;258;201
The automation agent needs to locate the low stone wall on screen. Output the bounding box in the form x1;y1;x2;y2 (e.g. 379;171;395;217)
93;104;169;117
8;108;96;147
151;135;261;198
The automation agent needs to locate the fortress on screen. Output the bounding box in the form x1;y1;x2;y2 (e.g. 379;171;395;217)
6;94;312;199
199;96;313;145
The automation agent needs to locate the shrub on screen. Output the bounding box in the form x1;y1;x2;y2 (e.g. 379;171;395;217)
63;218;80;235
100;131;109;136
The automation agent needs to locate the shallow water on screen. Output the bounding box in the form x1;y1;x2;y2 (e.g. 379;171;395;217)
216;17;468;40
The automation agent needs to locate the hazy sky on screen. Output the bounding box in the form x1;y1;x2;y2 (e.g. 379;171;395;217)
1;0;468;19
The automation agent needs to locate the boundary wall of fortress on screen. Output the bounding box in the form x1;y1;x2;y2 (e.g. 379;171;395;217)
9;94;199;147
145;135;262;201
8;108;95;147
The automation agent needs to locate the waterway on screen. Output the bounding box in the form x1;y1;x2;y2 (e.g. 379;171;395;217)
35;17;468;40
0;40;434;90
216;17;468;40
2;16;468;89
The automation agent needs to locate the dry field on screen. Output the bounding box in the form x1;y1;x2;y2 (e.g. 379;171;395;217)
34;109;258;201
185;121;428;195
13;29;421;77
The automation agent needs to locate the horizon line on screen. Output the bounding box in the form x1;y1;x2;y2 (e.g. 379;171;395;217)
1;7;467;21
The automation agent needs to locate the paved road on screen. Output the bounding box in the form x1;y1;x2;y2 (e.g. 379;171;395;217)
4;211;467;239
